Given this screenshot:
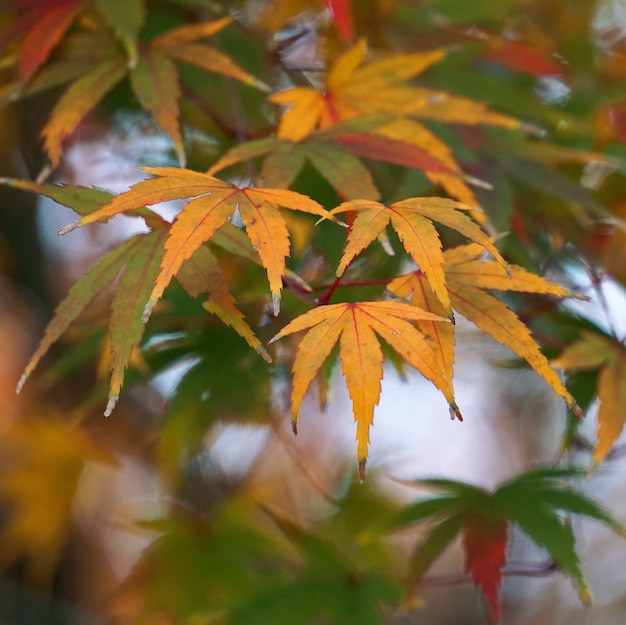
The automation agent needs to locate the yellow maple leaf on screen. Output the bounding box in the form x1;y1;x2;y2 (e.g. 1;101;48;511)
434;244;583;412
331;198;506;312
0;416;113;584
269;38;520;143
269;39;447;141
553;332;626;463
388;243;586;418
60;168;335;317
270;301;453;475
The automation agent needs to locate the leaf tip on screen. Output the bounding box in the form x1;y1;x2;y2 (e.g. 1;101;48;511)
272;295;281;316
358;458;367;482
104;395;119;417
259;347;273;363
16;373;27;394
141;298;158;323
291;419;298;435
449;402;463;421
58;221;80;235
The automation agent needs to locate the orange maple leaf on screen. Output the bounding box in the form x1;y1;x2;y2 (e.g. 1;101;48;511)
331;198;507;312
389;243;585;415
553;332;626;462
270;301;453;475
269;39;447;141
269;39;519;143
60;167;335;317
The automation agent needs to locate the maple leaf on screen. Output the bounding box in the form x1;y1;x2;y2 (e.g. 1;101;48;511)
388;243;586;416
17;14;266;167
0;0;84;84
208;116;459;201
0;415;113;585
60;167;335;316
270;301;454;475
552;331;626;463
175;242;272;364
331;198;507;313
269;39;447;141
390;469;626;622
325;0;353;42
269;39;519;143
369;117;482;216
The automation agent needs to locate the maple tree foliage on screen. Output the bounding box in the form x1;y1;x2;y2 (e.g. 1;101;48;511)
1;0;626;623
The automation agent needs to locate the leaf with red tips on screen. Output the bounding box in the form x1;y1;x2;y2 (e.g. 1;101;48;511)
270;301;450;470
463;515;508;622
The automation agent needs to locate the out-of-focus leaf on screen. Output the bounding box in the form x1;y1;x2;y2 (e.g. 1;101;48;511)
41;57;127;166
553;332;626;462
16;0;84;83
0;416;113;584
389;468;625;621
93;0;145;63
130;47;183;164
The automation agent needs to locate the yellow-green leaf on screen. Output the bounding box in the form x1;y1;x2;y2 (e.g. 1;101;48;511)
41;57;126;166
130;47;183;165
176;244;271;362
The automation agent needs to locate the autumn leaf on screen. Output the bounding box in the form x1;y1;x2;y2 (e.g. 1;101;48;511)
331;198;506;312
370;117;481;213
386;271;455;388
0;415;113;585
269;39;447;141
389;243;585;416
176;243;271;363
9;0;84;83
325;0;353;42
390;469;626;622
269;38;519;143
208;117;459;201
25;14;266;166
60;167;335;317
553;332;626;463
463;515;508;622
151;17;269;91
42;56;128;166
270;301;453;475
443;245;584;413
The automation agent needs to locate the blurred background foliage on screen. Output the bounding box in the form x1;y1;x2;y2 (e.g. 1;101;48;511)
1;0;626;623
